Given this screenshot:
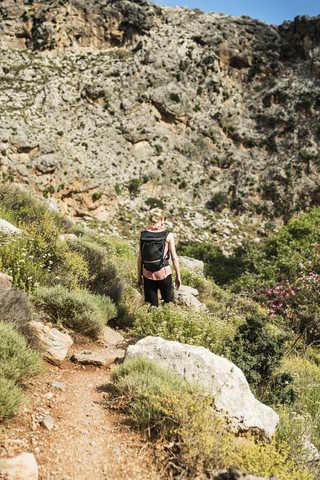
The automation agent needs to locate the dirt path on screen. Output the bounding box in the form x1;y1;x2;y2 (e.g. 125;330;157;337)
0;344;161;480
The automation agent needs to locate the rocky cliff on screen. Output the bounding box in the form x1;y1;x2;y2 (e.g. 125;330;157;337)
0;0;319;243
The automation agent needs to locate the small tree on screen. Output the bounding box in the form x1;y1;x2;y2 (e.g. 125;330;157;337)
128;178;141;195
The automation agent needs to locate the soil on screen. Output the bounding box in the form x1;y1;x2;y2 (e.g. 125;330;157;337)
0;340;161;480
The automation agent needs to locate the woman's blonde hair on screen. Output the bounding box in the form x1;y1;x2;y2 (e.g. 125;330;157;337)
148;208;165;225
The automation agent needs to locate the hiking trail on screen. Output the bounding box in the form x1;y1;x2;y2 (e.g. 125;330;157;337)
0;340;160;480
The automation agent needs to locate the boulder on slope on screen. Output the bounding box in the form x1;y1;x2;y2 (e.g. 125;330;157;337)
26;321;73;362
126;336;279;439
171;284;206;311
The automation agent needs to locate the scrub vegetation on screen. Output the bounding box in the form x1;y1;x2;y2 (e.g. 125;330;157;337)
0;183;320;478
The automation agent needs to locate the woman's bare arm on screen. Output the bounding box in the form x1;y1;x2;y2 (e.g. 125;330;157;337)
167;233;181;289
137;250;143;288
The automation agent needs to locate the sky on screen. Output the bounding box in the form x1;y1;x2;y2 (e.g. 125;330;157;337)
154;0;319;25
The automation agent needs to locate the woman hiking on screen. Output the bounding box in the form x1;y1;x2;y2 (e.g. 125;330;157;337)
137;208;181;307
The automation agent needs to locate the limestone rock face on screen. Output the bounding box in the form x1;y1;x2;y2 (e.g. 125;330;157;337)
0;0;160;51
0;1;319;241
126;336;279;439
27;321;73;361
279;15;320;75
0;453;38;480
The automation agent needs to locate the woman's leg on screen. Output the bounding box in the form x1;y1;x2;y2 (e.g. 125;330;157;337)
143;276;159;307
159;274;172;303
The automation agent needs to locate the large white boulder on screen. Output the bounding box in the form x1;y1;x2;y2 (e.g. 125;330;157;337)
27;321;73;361
126;336;279;439
0;452;38;480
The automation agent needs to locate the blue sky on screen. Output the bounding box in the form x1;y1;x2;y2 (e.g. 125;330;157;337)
154;1;319;25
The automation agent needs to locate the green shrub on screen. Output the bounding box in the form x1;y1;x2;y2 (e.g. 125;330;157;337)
154;144;163;155
0;322;43;420
67;236;129;302
44;185;55;196
0;376;25;420
0;182;71;232
95;234;137;291
111;357;191;434
0;214;88;292
128;178;141;195
160;390;314;480
263;182;278;201
0;181;91;291
116;287;144;329
179;59;189;71
0;321;43;383
92;192;102;201
145;197;165;210
130;303;235;356
169;92;180;103
276;404;319;470
281;355;320;444
182;208;320;290
228;315;294;403
180;268;207;290
33;286;117;339
275;355;320;466
96;234;135;260
179;269;231;306
0;287;32;335
206;192;230;211
67;236;107;278
115;183;122;195
233;206;320;291
177;242;246;285
260;254;320;343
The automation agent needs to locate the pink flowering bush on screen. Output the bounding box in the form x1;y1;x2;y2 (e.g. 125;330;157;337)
261;244;320;342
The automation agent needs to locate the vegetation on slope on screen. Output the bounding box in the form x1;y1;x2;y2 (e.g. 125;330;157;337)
33;286;117;339
0;184;320;478
0;321;43;419
110;358;314;480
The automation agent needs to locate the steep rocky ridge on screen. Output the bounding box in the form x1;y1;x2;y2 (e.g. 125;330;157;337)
0;0;319;244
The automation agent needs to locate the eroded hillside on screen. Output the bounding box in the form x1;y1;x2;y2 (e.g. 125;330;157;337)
0;0;319;244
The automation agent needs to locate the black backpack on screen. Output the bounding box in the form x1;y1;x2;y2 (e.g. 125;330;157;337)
140;230;170;272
